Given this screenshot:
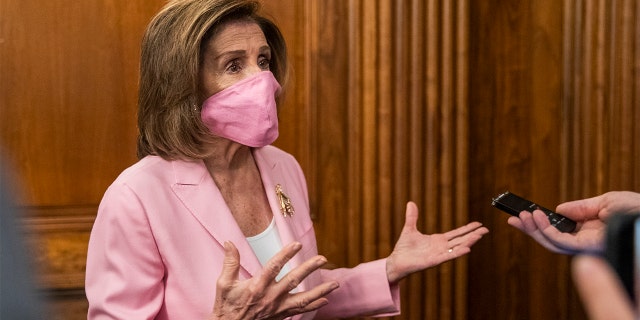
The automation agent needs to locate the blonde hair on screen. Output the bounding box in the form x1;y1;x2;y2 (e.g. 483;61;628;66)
136;0;289;160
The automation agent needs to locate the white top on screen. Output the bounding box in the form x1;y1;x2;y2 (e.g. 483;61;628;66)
246;218;291;281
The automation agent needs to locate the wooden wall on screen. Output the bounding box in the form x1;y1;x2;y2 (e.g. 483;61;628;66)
0;1;165;318
1;0;638;319
468;0;640;319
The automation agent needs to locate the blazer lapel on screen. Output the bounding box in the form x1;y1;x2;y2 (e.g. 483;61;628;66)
253;148;307;290
170;160;263;278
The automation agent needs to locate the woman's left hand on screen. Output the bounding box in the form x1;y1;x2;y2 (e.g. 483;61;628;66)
386;201;489;283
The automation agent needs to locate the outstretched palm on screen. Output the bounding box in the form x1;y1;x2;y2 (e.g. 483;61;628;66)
386;202;489;283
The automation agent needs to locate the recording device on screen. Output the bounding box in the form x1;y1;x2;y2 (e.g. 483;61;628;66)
491;191;577;233
604;213;640;304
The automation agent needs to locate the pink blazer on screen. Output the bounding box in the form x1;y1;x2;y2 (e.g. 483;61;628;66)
86;146;400;319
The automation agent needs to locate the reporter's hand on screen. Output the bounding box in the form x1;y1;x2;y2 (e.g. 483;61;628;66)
557;191;640;222
386;201;489;283
507;209;603;254
210;241;339;320
507;191;640;254
572;255;635;320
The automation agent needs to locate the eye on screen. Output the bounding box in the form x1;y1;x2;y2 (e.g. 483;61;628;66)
225;59;242;73
258;56;271;70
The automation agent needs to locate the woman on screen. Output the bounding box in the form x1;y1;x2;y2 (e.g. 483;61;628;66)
85;0;489;319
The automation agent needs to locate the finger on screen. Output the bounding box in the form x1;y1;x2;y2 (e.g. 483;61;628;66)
572;255;635;320
447;245;471;257
507;211;574;254
556;194;605;220
507;216;526;232
461;227;489;244
532;210;580;253
517;213;572;253
402;201;419;232
530;209;552;229
217;241;241;291
530;232;573;254
447;226;489;249
275;255;328;293
516;211;569;253
281;297;329;318
279;281;339;316
443;221;484;240
518;211;540;233
255;242;302;289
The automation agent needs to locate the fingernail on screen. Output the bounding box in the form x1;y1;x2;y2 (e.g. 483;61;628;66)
317;256;327;266
291;242;302;250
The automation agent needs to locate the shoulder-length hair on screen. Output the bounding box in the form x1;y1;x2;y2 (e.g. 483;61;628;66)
136;0;289;160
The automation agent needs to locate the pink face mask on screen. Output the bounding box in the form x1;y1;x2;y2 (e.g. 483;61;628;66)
201;71;281;147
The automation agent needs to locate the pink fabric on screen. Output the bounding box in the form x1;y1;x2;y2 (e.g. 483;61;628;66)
200;71;281;147
86;145;400;319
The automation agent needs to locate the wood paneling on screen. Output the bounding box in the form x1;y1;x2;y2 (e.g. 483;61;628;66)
302;1;471;319
24;206;95;290
1;1;166;319
468;0;575;319
562;0;640;197
469;0;640;319
0;0;164;206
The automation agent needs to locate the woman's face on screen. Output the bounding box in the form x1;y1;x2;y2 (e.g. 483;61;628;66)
199;20;272;99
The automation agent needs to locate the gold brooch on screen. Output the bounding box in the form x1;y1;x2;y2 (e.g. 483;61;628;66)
275;184;295;217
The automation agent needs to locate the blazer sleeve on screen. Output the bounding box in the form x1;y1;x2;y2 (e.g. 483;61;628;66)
314;259;401;319
85;182;165;320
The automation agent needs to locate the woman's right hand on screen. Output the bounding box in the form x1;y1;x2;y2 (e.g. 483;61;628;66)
210;241;339;320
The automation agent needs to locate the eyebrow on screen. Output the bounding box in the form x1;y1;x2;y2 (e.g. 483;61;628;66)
213;45;271;62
